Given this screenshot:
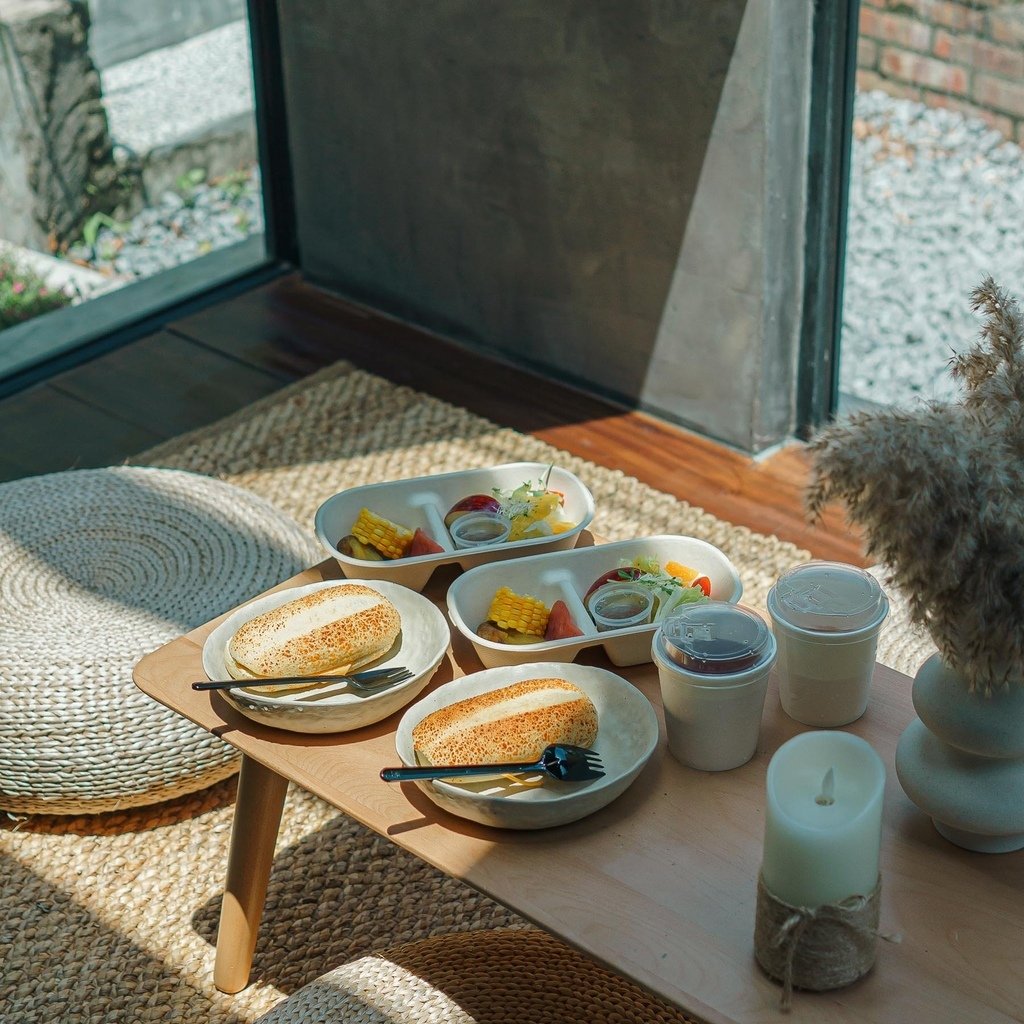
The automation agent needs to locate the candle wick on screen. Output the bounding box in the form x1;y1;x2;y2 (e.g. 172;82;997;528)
815;766;836;806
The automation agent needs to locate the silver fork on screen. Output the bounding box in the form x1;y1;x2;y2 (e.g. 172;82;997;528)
296;667;414;702
192;666;413;696
380;744;605;782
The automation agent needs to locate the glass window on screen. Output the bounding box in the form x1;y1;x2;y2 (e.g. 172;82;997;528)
840;0;1024;409
0;1;268;381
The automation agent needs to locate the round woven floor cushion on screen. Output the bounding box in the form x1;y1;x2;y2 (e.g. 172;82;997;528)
0;466;320;815
256;928;702;1024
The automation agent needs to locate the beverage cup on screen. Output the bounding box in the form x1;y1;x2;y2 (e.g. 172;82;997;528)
653;602;777;772
767;561;889;728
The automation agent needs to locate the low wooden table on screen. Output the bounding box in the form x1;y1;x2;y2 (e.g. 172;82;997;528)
133;559;1024;1024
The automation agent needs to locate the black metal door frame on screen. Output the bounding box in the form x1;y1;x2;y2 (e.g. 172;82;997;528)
797;0;861;436
247;0;298;268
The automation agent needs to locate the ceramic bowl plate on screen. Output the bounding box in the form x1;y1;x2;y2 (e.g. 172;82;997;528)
202;580;450;734
314;463;596;592
393;661;659;830
446;535;743;669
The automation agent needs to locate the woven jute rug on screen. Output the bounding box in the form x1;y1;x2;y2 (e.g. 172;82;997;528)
0;361;932;1023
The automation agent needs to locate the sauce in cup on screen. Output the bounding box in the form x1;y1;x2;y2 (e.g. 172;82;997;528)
589;583;655;631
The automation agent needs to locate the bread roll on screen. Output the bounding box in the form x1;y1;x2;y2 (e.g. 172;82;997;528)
227;584;401;687
413;677;597;764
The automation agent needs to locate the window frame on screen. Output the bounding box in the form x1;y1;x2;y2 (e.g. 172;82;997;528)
797;0;861;437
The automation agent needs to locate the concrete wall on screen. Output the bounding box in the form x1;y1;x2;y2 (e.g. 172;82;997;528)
86;0;246;68
278;0;812;451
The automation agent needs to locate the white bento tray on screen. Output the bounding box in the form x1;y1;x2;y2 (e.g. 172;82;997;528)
314;463;596;593
446;535;743;668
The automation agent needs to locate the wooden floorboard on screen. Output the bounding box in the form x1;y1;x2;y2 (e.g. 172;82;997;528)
50;330;286;439
169;275;629;435
0;383;164;478
0;272;865;565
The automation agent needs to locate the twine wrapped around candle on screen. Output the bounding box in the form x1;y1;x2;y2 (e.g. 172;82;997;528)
754;872;893;1011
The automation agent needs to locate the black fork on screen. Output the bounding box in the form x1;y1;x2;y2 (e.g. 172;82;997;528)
380;744;605;782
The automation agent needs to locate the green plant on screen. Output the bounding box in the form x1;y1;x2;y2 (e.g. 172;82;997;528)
216;168;251;202
177;167;207;207
0;251;73;330
80;212;128;251
807;278;1024;693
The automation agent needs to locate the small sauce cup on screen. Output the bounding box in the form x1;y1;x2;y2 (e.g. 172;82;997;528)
449;512;512;549
588;583;655;631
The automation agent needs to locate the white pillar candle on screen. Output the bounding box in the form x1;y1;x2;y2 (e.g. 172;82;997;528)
762;731;885;908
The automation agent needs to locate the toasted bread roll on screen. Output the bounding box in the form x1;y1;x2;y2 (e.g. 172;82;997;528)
413;677;597;765
227;584;401;687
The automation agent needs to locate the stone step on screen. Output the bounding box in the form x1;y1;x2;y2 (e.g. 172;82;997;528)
88;0;246;70
0;241;115;303
100;20;257;214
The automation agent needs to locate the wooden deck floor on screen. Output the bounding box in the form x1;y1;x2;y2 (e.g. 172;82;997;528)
0;273;865;565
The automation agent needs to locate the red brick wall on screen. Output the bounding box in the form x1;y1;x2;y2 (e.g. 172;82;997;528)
858;0;1024;144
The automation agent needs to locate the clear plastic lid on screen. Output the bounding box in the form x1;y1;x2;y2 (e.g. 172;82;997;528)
589;583;655;631
449;511;512;549
770;561;885;633
660;602;772;675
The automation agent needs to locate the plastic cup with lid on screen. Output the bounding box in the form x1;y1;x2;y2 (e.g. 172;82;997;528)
653;601;777;772
766;561;889;727
449;511;512;549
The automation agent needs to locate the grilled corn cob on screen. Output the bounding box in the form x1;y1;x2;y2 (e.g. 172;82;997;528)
351;507;414;560
486;586;550;636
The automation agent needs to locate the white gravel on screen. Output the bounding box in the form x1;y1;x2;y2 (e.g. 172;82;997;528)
68;169;263;280
841;90;1024;407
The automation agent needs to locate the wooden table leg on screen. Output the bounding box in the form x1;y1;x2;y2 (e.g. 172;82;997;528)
213;754;289;994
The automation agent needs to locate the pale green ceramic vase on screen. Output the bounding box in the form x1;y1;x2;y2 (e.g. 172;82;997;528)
895;653;1024;853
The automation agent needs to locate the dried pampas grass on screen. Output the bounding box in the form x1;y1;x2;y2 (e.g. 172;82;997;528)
808;277;1024;693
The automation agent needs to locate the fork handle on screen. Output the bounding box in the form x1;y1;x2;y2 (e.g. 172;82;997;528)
193;667;404;692
193;675;349;691
380;761;542;782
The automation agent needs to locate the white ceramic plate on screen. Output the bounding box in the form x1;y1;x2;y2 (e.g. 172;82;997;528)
393;662;659;830
314;463;596;592
202;580;450;734
446;536;743;669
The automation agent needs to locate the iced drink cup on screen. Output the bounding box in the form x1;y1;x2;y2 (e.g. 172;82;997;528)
767;561;889;728
653;602;777;772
